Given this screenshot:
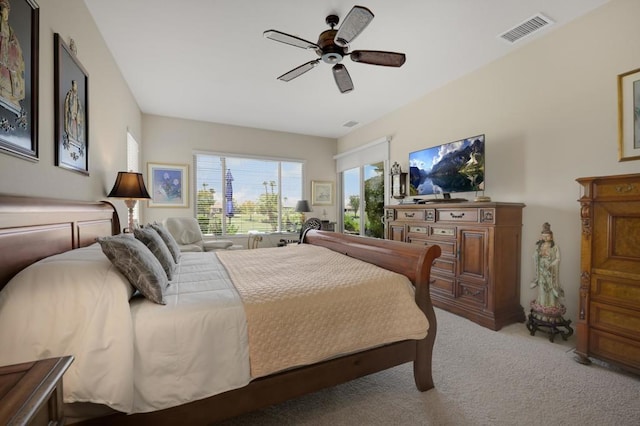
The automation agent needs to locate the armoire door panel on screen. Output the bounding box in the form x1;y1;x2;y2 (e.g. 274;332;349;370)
592;203;640;274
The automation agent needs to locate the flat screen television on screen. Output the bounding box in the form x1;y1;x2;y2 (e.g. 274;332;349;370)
409;134;485;199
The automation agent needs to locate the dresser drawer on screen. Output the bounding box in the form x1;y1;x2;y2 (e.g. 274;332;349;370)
589;302;640;340
437;208;479;223
397;209;426;221
430;226;455;238
432;258;455;275
431;274;454;295
407;238;456;258
407;225;428;234
456;281;487;307
593;180;640;199
591;275;640;310
588;328;640;370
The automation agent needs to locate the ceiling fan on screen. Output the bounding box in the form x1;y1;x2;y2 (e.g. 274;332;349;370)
263;5;406;94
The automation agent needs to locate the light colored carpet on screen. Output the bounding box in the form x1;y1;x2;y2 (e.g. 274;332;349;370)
219;308;640;425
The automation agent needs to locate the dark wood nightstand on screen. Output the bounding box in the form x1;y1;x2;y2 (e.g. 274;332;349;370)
0;356;74;425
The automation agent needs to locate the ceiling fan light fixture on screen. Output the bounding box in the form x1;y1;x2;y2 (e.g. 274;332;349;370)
322;52;343;64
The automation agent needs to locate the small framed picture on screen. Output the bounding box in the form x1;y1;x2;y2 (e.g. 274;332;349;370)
54;33;89;174
617;67;640;162
147;162;189;208
311;180;334;206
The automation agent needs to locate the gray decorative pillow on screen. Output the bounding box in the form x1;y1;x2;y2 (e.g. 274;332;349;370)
134;227;177;280
149;223;181;263
98;235;168;305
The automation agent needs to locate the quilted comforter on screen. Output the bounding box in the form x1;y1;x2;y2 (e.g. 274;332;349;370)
217;244;429;378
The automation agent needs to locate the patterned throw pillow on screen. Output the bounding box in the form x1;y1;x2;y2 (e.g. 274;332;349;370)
134;227;177;280
149;223;181;263
98;235;168;305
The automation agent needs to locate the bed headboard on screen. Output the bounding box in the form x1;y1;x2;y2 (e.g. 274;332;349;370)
0;195;120;290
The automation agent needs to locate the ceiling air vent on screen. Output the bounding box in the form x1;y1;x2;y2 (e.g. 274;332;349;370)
499;13;554;44
343;120;359;128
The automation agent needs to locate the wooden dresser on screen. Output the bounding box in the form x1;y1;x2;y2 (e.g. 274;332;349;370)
384;202;525;330
0;356;73;425
576;173;640;373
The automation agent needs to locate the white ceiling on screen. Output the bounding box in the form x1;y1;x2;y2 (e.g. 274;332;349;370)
83;0;609;139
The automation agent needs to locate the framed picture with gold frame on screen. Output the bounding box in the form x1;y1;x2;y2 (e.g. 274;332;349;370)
617;67;640;162
147;162;189;208
311;180;334;206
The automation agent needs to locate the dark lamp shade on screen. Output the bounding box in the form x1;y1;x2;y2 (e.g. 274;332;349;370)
108;171;151;199
295;200;311;213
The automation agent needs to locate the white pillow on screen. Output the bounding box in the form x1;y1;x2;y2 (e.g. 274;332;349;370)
0;244;136;413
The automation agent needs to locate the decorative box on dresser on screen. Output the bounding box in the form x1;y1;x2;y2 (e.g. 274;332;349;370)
384;202;525;330
576;173;640;374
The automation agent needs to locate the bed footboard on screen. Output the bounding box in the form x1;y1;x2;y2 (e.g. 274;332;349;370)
303;230;442;391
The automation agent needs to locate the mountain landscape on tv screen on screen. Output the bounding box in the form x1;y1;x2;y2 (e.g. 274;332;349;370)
410;136;484;195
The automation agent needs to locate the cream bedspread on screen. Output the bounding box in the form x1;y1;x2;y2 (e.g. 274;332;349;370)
216;244;429;378
129;251;250;413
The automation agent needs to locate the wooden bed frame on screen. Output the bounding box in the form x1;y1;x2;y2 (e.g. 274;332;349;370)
0;195;441;425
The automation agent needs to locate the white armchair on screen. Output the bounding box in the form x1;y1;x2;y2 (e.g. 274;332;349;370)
163;217;235;252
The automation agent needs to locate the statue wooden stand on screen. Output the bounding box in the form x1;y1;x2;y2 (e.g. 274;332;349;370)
526;303;573;342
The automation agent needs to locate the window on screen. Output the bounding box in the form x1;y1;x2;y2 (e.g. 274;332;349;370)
194;153;303;235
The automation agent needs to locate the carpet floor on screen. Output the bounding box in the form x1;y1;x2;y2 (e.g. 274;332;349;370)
219;308;640;425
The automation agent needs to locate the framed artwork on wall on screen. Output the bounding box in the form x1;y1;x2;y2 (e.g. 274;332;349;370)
617;66;640;162
0;0;39;162
311;180;334;206
147;162;189;208
54;33;89;174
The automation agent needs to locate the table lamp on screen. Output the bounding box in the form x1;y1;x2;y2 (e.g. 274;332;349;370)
295;199;312;223
107;171;151;232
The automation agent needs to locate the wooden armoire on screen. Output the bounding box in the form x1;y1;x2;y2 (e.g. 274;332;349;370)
575;173;640;374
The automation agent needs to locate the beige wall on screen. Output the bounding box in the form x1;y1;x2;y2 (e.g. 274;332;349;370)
141;114;336;246
0;0;141;224
2;0;636;318
338;0;640;322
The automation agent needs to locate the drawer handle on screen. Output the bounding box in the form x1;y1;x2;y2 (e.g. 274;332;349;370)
450;212;465;219
463;288;482;297
615;184;636;193
405;212;415;218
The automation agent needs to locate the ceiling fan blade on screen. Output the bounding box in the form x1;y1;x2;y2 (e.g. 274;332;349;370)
264;30;320;51
350;50;406;67
334;6;374;47
277;60;320;82
332;64;354;94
